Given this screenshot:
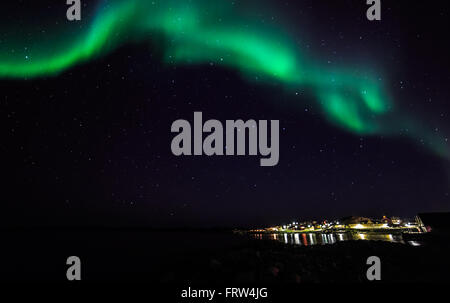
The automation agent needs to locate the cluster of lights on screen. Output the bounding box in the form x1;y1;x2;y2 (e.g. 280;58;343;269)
269;218;418;232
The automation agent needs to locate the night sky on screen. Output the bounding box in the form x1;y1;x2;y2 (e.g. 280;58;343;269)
1;0;449;228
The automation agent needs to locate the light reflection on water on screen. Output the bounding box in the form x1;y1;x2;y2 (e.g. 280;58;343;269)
253;232;414;246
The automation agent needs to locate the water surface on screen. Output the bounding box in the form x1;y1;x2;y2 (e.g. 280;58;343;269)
252;232;421;246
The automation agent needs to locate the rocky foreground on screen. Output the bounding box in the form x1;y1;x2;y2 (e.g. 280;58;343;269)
159;237;450;283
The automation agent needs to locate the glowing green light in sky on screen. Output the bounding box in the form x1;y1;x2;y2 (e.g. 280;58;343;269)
0;0;448;159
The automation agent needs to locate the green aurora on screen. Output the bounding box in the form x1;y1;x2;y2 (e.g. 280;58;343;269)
0;0;448;159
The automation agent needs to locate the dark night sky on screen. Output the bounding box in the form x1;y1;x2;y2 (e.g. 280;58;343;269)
1;0;449;228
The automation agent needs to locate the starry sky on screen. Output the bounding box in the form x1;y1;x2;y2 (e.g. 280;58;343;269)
1;0;449;228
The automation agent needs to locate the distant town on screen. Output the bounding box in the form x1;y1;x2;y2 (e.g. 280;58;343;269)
250;215;427;234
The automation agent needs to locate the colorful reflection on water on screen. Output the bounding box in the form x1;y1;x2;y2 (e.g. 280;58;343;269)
252;232;416;246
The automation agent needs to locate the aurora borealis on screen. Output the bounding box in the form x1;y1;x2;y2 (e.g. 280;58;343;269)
0;0;448;160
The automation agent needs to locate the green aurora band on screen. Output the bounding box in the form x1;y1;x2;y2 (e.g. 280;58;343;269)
0;0;448;159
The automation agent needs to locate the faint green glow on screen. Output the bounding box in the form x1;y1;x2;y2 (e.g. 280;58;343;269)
0;0;447;158
323;93;367;134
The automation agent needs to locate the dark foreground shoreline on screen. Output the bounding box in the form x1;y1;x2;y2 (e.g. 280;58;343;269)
1;229;449;283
